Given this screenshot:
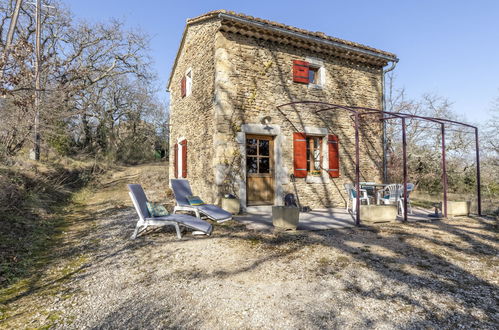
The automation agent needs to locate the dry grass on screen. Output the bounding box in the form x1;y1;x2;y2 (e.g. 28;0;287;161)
0;157;105;287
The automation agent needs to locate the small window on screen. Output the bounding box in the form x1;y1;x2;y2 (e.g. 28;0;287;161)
292;60;324;87
308;66;319;84
306;136;322;175
185;69;192;96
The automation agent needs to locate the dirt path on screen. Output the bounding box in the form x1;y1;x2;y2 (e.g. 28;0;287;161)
1;163;498;329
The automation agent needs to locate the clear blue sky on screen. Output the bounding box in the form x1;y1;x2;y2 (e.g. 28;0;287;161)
68;0;499;124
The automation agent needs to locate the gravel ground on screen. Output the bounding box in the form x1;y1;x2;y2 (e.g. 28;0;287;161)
2;164;498;329
57;212;498;329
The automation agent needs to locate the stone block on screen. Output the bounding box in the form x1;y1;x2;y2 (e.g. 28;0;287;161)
272;206;300;230
221;197;241;214
360;205;398;223
441;201;471;217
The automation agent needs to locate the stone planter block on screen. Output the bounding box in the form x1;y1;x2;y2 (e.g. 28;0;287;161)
441;201;471;217
360;205;398;223
222;198;241;215
272;206;300;230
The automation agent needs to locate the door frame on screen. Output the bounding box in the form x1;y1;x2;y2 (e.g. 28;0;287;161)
246;134;275;206
235;123;285;212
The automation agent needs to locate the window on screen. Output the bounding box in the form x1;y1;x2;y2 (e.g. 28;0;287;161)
180;68;192;98
185;69;192;96
173;139;187;178
246;138;270;174
293;132;339;179
292;60;324;87
308;66;319;85
306;136;322;175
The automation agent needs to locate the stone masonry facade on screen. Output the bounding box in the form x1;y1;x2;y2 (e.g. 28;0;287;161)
168;18;220;203
168;11;396;210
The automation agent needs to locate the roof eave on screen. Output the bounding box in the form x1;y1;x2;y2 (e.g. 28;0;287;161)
218;12;399;64
167;11;399;91
166;25;188;92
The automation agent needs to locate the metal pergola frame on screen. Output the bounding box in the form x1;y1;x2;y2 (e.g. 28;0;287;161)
276;101;481;225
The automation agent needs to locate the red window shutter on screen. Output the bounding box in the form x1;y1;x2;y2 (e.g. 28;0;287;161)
173;143;178;178
293;60;309;84
181;139;187;178
327;134;340;178
181;77;186;98
293;132;307;178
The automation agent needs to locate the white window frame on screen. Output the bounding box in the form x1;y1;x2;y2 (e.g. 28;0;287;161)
306;57;326;89
303;126;330;183
185;68;192;97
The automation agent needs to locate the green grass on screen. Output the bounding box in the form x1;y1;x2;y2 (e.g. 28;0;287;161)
0;161;97;288
0;159;101;329
0;212;66;286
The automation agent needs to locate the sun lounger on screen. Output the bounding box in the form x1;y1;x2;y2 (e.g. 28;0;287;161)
170;179;232;223
128;184;212;239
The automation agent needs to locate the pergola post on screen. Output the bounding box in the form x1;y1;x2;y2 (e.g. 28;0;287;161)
275;101;481;220
441;124;448;218
354;113;361;226
401;118;408;222
475;128;482;215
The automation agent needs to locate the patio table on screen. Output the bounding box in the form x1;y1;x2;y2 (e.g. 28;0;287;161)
360;183;388;205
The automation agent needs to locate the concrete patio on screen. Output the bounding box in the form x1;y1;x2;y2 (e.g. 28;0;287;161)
234;206;439;231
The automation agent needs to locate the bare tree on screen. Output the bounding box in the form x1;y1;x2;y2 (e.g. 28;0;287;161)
384;73;478;194
0;0;163;162
484;95;499;156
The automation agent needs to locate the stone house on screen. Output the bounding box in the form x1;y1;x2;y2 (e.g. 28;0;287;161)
167;10;398;211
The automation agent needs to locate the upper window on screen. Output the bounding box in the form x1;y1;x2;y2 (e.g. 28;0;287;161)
308;66;319;85
180;68;192;98
185;69;192;96
292;60;325;87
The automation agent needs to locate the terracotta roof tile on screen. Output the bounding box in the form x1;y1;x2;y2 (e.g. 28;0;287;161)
187;10;397;60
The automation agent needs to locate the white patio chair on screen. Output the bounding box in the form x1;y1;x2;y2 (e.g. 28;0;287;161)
399;183;415;215
344;183;370;214
378;184;404;215
360;182;376;198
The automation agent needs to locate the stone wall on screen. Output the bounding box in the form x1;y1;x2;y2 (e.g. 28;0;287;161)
169;19;220;203
213;31;384;209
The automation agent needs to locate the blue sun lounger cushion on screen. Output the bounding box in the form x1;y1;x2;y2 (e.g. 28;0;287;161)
187;195;205;206
146;201;170;217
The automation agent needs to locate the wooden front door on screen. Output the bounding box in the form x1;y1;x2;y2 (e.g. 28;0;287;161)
246;135;274;205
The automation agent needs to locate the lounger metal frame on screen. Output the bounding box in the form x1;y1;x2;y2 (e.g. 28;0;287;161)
170;179;232;223
129;191;183;239
128;184;212;239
